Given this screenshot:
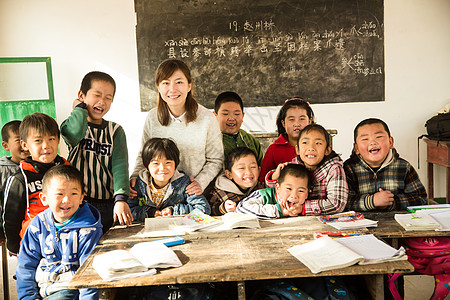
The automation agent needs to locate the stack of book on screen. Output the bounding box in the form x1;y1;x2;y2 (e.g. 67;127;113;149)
318;211;378;230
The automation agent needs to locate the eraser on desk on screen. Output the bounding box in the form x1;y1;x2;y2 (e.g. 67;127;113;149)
148;236;185;247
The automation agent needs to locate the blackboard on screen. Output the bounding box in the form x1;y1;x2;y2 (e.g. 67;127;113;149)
135;0;384;111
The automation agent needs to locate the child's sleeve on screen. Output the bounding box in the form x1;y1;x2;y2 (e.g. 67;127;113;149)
127;195;157;221
111;125;130;201
259;145;276;183
60;103;89;147
246;133;264;166
235;190;281;218
395;163;427;209
3;175;26;255
343;162;372;211
175;193;211;216
16;222;42;299
77;225;103;299
208;188;228;216
304;163;348;215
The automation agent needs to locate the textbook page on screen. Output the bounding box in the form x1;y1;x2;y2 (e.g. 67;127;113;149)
335;234;406;264
429;210;450;231
288;236;364;274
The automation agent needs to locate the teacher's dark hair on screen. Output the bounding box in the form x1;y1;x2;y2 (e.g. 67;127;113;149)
155;59;198;126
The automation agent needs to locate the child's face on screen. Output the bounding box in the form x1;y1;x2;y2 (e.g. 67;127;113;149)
297;129;331;170
281;107;311;141
225;154;259;189
354;123;394;168
157;69;191;115
148;153;176;188
1;129;29;163
40;176;84;223
78;80;114;125
214;101;244;135
21;129;59;164
276;174;308;209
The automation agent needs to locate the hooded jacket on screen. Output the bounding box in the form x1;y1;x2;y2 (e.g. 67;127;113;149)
16;201;102;300
3;155;69;255
127;169;211;221
208;173;263;215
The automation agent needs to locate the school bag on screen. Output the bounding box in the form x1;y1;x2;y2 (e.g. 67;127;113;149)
424;113;450;141
388;237;450;300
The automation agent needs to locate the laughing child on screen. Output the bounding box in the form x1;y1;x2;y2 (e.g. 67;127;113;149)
344;118;427;211
235;163;309;218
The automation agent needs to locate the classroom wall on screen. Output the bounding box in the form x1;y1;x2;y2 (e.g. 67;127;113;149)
1;0;449;197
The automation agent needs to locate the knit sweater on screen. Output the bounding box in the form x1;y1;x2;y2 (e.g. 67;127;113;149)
259;134;296;183
222;129;263;165
132;104;224;191
344;149;427;211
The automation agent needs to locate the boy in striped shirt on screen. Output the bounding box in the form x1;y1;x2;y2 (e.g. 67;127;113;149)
61;71;132;232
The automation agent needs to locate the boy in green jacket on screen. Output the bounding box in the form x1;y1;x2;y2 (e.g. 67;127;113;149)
61;71;132;232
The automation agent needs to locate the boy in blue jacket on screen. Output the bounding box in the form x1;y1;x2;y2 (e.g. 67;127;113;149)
128;138;210;221
16;164;102;300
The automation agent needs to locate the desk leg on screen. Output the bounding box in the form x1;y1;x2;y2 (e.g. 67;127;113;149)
365;274;384;300
428;162;434;204
237;281;246;300
99;288;116;300
1;244;9;300
446;167;450;204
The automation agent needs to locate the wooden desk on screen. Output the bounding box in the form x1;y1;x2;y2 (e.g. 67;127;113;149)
70;215;419;300
423;139;450;204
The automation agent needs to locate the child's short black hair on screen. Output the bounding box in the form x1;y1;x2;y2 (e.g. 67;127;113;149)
1;120;21;142
224;147;257;171
80;71;116;96
214;91;244;113
19;113;60;142
42;164;84;194
276;98;314;136
297;124;331;148
278;163;309;185
353;118;391;142
142;138;180;169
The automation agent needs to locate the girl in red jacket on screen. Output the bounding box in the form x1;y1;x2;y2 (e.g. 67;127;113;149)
259;98;314;183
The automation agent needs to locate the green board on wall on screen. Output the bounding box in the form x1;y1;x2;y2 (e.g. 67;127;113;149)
0;57;56;157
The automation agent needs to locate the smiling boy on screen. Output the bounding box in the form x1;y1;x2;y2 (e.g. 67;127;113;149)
3;113;69;255
61;71;131;232
344;118;427;211
214;91;263;165
235;163;308;218
16;164;102;300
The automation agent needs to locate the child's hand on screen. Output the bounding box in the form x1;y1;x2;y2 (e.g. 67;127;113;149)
271;162;290;181
154;210;162;217
129;177;138;198
113;201;133;226
160;207;173;216
373;188;395;208
280;199;302;217
185;177;203;195
224;200;237;213
72;98;83;109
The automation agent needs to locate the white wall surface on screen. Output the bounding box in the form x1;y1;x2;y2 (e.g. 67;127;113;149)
1;0;449;196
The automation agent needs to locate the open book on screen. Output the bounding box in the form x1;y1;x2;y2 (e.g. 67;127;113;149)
209;212;261;230
93;240;183;281
395;209;450;231
318;211;378;230
288;234;406;274
407;204;450;213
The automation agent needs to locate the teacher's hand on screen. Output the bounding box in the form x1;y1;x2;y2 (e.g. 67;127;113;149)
185;177;202;195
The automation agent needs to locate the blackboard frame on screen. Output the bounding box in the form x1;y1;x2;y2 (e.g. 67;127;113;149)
135;0;385;111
